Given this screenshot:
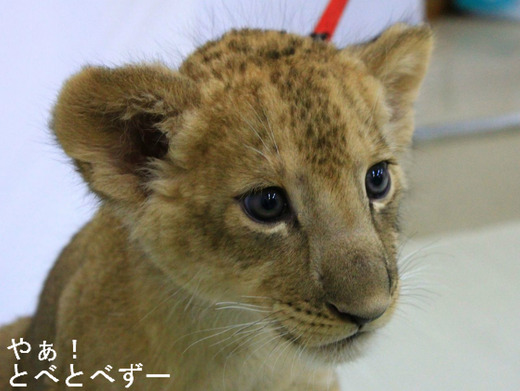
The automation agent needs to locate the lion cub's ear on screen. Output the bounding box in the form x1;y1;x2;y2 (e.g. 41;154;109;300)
350;24;433;150
52;64;199;202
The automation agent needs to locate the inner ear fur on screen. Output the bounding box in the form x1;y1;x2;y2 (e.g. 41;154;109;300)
52;64;199;202
348;24;433;150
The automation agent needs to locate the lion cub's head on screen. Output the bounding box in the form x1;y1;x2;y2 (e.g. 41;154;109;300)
52;24;432;363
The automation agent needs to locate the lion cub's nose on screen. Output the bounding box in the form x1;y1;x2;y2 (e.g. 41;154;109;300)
319;251;392;326
312;228;393;326
326;301;387;326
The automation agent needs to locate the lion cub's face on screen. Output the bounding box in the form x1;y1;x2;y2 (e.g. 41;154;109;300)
53;25;432;362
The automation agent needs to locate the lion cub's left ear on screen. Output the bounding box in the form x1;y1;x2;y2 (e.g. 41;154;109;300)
52;64;199;203
350;24;433;151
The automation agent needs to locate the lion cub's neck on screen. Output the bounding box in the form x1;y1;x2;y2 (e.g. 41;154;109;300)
71;207;304;390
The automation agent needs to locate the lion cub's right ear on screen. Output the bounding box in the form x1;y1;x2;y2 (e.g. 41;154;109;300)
52;64;199;203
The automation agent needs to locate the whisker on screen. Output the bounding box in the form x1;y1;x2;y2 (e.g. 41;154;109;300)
222;326;284;387
183;273;205;312
215;301;271;309
215;306;272;313
243;144;269;161
210;311;282;351
259;104;280;156
181;325;249;355
397;239;443;273
139;269;202;323
247;329;288;369
181;311;278;356
209;321;274;350
240;113;271;152
172;319;269;346
271;332;297;371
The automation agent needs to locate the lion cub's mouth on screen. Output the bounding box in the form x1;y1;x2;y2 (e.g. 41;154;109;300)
274;322;373;364
312;330;366;351
267;299;393;360
287;328;363;349
273;318;363;350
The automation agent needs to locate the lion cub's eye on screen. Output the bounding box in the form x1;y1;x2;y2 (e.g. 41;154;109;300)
241;187;289;223
365;162;391;200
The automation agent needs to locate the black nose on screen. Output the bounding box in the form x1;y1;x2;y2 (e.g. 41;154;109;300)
326;302;384;326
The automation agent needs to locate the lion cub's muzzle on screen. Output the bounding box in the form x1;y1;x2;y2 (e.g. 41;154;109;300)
319;251;392;327
271;232;397;352
314;228;394;325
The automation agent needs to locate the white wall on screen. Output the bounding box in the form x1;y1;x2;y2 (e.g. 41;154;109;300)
0;0;423;324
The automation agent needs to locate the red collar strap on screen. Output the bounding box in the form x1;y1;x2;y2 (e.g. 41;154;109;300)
311;0;350;41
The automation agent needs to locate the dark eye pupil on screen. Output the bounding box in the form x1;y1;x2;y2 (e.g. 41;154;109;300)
371;167;385;186
242;187;288;223
366;162;390;200
261;192;279;211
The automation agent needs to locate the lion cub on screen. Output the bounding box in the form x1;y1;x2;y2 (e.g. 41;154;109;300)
0;24;432;390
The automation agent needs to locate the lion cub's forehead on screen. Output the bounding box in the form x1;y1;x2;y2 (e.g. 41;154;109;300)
181;29;334;76
178;29;390;179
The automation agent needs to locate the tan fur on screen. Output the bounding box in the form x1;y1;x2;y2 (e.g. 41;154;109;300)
1;24;432;390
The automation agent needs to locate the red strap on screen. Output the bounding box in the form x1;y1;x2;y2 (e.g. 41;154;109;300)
313;0;350;41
